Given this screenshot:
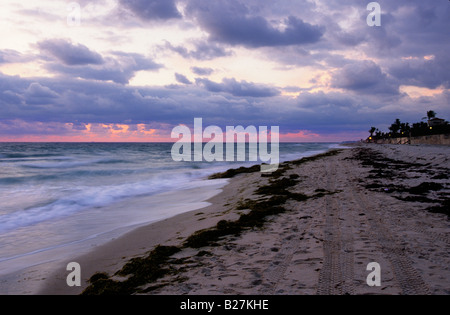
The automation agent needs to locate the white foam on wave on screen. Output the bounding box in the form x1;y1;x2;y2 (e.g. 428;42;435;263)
0;177;229;277
0;168;222;233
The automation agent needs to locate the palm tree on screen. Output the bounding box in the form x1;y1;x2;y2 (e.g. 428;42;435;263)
422;110;437;120
399;122;410;136
369;127;376;138
389;119;401;137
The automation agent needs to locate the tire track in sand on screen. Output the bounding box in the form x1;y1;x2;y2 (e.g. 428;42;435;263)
316;160;355;295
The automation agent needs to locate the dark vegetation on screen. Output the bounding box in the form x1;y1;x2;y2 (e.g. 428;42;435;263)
368;110;449;141
82;245;181;295
208;164;261;179
351;147;449;218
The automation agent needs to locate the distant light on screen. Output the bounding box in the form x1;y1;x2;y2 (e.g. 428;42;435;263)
430;127;433;130
369;137;372;140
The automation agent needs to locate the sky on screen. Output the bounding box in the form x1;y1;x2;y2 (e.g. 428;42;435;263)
0;0;449;142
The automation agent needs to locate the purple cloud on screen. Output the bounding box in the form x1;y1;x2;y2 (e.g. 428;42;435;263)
24;83;60;106
195;77;280;97
0;49;25;64
2;0;450;140
191;67;214;76
332;60;400;95
38;39;104;66
0;71;449;138
187;0;324;48
39;47;162;84
164;40;232;60
119;0;181;21
175;73;192;85
388;54;450;90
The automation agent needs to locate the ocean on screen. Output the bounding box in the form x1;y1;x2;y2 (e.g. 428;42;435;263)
0;142;342;283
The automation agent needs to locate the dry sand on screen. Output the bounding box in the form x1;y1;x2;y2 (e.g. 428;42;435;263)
37;143;449;295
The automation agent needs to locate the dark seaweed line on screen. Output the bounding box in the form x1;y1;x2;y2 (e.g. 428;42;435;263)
351;147;449;218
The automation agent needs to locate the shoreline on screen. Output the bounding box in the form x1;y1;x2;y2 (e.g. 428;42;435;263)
0;144;339;295
7;143;450;295
0;144;337;294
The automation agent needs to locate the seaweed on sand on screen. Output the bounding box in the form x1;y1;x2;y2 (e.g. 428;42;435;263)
183;196;288;248
208;149;343;179
82;245;181;295
427;199;450;218
353;147;449;218
208;164;261;179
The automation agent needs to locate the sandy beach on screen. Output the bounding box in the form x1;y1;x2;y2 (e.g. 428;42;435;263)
35;143;450;295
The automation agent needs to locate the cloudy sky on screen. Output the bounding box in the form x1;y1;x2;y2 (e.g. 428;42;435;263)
0;0;449;142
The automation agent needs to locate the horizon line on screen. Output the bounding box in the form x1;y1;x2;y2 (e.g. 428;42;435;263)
0;140;353;144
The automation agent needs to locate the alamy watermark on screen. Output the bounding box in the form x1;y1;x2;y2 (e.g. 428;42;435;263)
66;2;110;27
66;262;81;287
367;2;382;27
366;262;381;287
67;2;81;27
171;118;279;173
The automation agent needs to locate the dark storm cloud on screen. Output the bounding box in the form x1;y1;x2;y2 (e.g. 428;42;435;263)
0;72;278;126
38;39;104;66
186;0;324;48
118;0;181;21
0;71;449;138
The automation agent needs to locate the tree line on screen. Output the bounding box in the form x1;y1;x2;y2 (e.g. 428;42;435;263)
368;111;449;140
